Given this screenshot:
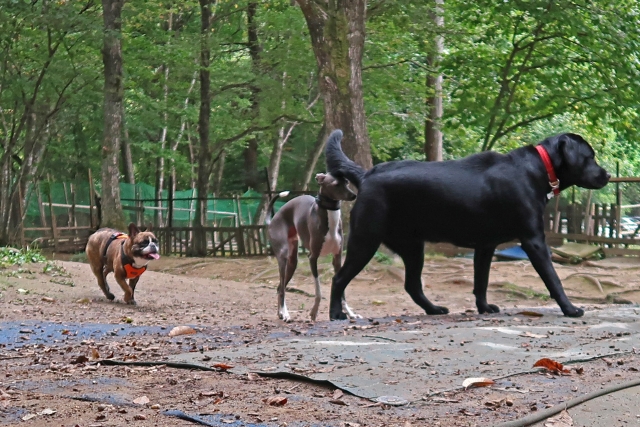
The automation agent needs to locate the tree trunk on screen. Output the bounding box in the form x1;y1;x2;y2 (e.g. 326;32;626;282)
424;0;444;161
296;123;326;191
155;62;170;227
297;0;372;170
190;0;212;256
121;108;135;184
243;138;259;191
242;1;261;192
211;150;226;196
100;0;126;230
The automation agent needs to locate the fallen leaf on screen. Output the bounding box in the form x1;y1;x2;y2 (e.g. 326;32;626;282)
22;414;37;421
133;396;150;405
329;399;348;406
533;358;570;374
247;372;262;381
199;391;224;397
40;408;56;415
75;298;91;304
213;363;233;371
574;366;584;374
41;297;55;303
71;355;89;364
91;348;100;360
168;326;196;337
517;311;544;317
262;396;287;406
17;288;29;294
544;409;574;426
485;398;507;409
134;414;147;420
520;331;548;338
332;389;344;400
462;377;495;389
371;300;385;306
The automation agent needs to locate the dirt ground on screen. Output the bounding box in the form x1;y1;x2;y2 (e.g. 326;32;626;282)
2;251;640;426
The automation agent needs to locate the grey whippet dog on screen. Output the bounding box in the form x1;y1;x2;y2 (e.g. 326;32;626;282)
266;173;360;322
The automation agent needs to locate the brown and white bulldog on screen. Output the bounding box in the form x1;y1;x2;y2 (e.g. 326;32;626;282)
85;223;160;305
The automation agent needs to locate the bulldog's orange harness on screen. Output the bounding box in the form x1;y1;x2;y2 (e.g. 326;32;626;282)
103;233;147;279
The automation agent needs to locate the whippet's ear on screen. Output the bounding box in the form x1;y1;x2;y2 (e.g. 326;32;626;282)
315;173;326;184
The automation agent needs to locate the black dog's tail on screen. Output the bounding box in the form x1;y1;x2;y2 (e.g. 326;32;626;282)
325;129;366;189
264;191;290;225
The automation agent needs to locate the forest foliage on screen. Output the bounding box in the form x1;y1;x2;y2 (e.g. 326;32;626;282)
2;0;640;200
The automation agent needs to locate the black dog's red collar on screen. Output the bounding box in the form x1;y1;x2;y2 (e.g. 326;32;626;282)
535;145;560;199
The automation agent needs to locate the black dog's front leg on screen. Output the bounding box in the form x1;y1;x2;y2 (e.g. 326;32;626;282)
473;246;500;314
521;236;584;317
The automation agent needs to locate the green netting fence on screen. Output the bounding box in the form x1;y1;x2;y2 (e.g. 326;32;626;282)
23;182;285;229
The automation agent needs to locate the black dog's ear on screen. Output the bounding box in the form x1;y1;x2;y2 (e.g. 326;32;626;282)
128;223;141;237
558;134;581;166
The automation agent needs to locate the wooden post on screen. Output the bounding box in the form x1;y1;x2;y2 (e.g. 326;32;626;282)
47;175;58;251
18;185;25;248
583;190;592;235
88;168;96;229
70;182;78;240
37;183;47;228
166;175;174;255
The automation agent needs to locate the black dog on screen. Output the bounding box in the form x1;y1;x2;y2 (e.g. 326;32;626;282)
325;130;610;320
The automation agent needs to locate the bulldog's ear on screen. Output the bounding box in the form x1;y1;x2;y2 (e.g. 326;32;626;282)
128;223;140;237
315;173;326;184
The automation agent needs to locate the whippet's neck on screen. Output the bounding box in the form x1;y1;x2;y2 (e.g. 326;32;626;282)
315;193;341;211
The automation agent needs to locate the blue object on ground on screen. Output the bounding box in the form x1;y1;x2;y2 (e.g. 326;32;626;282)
494;245;529;260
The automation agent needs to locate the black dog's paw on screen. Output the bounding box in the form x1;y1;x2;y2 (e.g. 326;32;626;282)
563;306;584;317
106;293;115;301
478;303;500;314
426;305;449;315
330;311;348;320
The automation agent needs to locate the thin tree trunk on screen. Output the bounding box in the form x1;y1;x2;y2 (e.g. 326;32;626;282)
155;11;173;227
190;0;212;256
424;0;444;161
170;69;198;196
211;150;226;196
296;123;326;191
297;0;372;170
242;1;261;191
121;110;135;184
100;0;126;230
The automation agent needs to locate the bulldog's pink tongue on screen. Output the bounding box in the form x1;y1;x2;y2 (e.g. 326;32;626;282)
149;253;160;260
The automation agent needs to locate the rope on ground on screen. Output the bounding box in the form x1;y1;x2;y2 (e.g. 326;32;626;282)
493;377;640;427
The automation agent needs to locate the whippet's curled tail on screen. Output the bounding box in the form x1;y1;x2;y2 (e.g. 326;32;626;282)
265;191;290;225
325;129;366;190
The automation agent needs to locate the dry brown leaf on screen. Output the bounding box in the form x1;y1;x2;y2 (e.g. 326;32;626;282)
41;297;55;303
200;391;224;397
262;396;287;406
168;326;196;337
517;311;544;317
213;363;234;371
462;377;495;389
91;348;100;360
520;331;548;338
533;358;570;374
133;396;150;405
329;399;348;406
544;409;574;426
332;389;344;400
247;372;262;381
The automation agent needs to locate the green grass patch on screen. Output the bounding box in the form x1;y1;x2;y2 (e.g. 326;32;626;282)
0;247;47;268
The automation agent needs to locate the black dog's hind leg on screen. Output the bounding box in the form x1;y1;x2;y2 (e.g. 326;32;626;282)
473;246;500;314
521;236;583;317
392;239;449;315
